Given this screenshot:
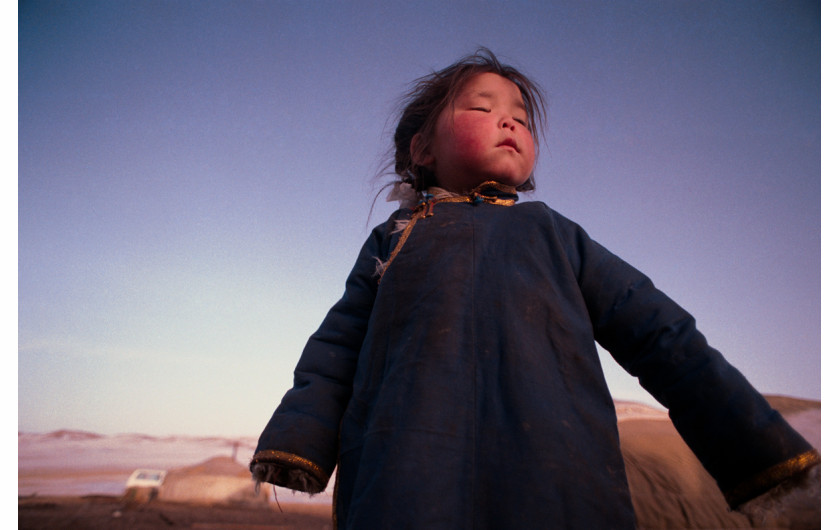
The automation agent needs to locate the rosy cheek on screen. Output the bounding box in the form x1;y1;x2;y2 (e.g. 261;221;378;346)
457;136;486;160
521;135;536;158
451;119;486;159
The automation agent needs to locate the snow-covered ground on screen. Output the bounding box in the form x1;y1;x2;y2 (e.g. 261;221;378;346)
18;430;257;473
18;431;259;498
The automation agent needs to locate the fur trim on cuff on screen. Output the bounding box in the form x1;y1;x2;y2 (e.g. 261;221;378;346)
250;450;330;494
737;463;820;528
725;449;820;509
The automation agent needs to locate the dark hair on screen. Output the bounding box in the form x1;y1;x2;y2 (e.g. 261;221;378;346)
392;48;546;192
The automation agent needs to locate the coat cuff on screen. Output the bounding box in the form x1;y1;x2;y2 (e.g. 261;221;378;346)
250;449;331;494
724;449;820;509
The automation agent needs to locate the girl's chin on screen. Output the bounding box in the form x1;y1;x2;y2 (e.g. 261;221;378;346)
438;173;530;193
486;175;530;188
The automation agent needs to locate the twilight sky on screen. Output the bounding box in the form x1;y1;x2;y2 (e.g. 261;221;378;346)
19;1;820;437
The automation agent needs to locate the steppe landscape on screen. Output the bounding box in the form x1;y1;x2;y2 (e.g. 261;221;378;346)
19;396;819;529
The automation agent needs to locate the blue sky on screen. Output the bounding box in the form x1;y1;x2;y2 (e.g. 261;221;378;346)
18;1;820;437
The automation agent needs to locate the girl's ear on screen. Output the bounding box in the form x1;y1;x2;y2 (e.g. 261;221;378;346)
410;133;435;168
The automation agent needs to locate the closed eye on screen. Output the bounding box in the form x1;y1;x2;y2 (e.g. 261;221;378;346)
513;117;532;132
469;106;530;129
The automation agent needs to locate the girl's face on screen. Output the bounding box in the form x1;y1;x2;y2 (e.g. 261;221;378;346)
416;72;536;193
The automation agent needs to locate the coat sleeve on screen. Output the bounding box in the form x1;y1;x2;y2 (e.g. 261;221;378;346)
553;210;819;509
250;216;393;493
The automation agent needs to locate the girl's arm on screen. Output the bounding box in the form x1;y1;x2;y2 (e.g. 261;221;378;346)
250;218;391;493
556;212;818;510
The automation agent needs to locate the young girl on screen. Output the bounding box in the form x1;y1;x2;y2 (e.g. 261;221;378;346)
251;50;818;528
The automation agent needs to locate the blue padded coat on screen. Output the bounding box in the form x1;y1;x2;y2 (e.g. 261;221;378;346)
252;185;817;529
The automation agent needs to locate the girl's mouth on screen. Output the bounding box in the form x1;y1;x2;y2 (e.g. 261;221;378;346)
498;138;518;151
